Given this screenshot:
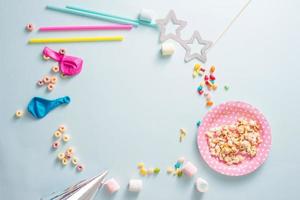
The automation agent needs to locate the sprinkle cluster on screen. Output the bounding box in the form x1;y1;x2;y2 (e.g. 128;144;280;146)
137;162;160;176
194;64;217;107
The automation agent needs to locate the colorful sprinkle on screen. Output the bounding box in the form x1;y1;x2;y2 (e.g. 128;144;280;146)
153;168;160;174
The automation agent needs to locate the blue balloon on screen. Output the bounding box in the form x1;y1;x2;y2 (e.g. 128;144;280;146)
27;96;71;119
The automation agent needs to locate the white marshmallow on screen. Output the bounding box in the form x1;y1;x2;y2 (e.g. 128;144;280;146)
195;177;209;192
138;9;155;23
128;179;143;192
161;42;175;56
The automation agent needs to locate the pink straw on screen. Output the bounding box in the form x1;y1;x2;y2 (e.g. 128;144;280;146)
39;25;133;31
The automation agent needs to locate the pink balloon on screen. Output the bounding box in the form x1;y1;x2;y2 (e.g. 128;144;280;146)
43;47;83;76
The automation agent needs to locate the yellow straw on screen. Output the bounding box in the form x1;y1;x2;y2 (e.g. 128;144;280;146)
28;36;124;43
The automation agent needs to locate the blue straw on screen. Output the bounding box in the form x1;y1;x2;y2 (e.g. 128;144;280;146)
66;6;140;24
46;5;139;26
66;5;157;28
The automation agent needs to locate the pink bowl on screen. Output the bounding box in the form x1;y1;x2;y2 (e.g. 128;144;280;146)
197;101;271;176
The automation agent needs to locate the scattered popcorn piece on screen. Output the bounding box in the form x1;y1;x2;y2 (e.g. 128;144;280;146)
179;128;187;142
128;179;143;192
206;118;261;165
105;178;120;193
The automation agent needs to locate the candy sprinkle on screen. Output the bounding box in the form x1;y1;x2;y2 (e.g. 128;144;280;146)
153;168;160;174
196;120;201;127
224;85;229;91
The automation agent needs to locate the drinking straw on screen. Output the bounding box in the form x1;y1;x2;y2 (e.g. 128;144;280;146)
66;6;140;24
66;5;157;28
46;5;139;26
39;25;133;31
28;36;124;44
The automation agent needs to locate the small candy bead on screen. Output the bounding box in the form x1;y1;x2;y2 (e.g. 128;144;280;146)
137;162;145;169
140;168;148;176
43;76;50;83
50;76;58;84
52;66;59;73
47;83;55;91
198;90;204;95
57;152;65;160
177;157;185;163
59;125;66;132
224;85;229;91
52;66;60;73
128;179;143;192
177;170;183;177
210;80;215;84
194;63;201;71
104;178;120;193
200;68;205;72
43;55;50;60
66;147;74;154
206;93;212;100
65;152;72;159
210;65;215;73
62;158;69;166
15;110;24;118
37;80;44;86
196;121;201;127
204;75;209;81
195;177;209;192
76;164;84;172
52;141;60;149
182;161;198;177
212;84;218;90
167;167;174;174
205;80;212;87
197;86;203;91
62;134;70;142
206;100;214;107
59;48;66;55
148;168;154;174
26;23;34;32
72;157;79;165
210;74;216;80
174;162;182;169
153;167;160;174
53;131;62;138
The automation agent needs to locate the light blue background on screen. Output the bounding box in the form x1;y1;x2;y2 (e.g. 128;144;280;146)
1;0;299;199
